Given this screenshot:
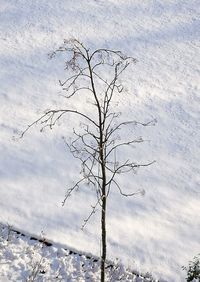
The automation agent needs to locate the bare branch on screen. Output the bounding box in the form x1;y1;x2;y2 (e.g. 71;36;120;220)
62;177;86;206
105;137;145;159
105;119;157;142
81;198;101;230
90;48;137;63
61;86;93;99
20;109;99;137
106;160;156;186
112;179;145;197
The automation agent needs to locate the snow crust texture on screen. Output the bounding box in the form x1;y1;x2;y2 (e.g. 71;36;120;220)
0;225;155;282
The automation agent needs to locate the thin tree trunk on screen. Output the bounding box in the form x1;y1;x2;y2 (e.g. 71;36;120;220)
87;54;107;281
100;136;107;282
101;184;106;282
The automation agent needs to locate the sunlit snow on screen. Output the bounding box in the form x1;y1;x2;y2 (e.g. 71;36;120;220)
0;0;199;281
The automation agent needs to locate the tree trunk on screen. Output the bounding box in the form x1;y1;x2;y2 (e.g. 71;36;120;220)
87;53;107;281
99;137;107;282
101;186;106;282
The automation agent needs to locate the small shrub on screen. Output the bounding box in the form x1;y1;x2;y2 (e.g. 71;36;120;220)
182;254;200;282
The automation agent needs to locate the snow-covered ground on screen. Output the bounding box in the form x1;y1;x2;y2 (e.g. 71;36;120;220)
0;224;156;281
0;0;199;281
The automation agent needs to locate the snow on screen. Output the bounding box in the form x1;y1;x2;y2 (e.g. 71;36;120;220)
0;0;200;281
0;225;154;281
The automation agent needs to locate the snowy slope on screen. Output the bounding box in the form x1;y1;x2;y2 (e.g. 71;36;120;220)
0;225;154;282
0;0;200;281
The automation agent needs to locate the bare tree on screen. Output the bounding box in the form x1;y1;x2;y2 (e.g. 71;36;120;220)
21;39;155;282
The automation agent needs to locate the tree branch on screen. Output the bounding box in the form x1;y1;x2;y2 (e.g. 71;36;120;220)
20;109;99;137
112;179;145;197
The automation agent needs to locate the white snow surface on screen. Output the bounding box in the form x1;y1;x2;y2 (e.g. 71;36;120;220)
0;225;153;282
0;0;199;281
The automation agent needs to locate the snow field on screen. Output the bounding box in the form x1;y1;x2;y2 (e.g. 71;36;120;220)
0;0;199;280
